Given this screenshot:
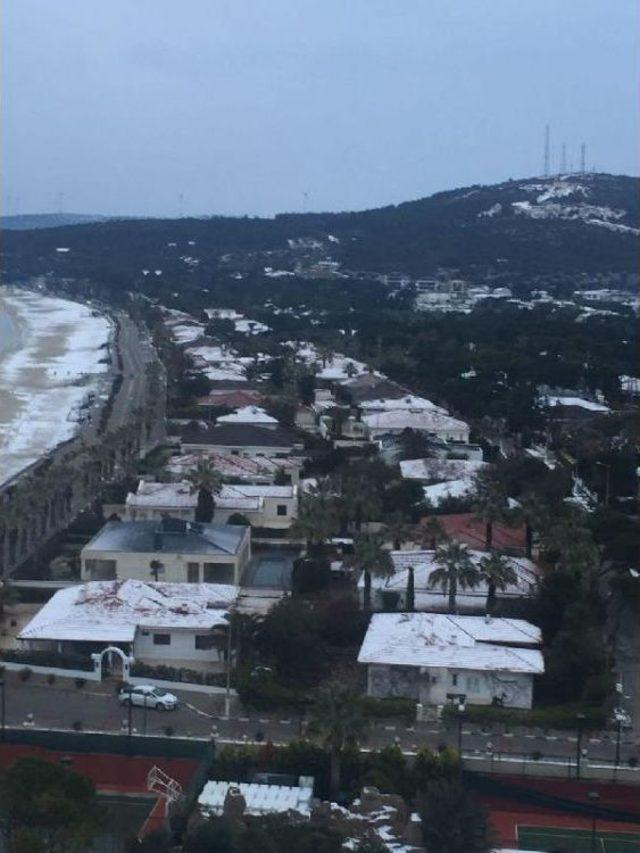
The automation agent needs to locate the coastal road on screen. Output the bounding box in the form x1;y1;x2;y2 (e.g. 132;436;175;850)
3;675;638;769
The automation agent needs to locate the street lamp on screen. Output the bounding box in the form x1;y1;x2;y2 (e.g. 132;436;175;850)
457;701;466;755
0;678;5;742
587;791;600;852
576;713;586;779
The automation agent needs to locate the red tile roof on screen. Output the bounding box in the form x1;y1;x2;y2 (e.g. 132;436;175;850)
424;512;527;554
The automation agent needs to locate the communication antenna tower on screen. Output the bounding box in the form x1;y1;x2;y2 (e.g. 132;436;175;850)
543;124;550;177
580;143;586;174
302;191;309;213
560;143;567;174
178;193;184;217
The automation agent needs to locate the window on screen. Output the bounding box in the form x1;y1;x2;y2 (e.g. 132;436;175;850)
187;562;199;583
84;558;117;580
153;633;171;646
466;676;480;692
195;634;217;650
276;504;287;516
451;673;458;687
203;562;235;583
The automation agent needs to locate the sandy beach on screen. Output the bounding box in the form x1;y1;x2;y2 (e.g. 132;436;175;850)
0;287;114;486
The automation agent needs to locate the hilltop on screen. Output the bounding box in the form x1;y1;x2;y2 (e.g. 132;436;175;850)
2;174;638;295
1;213;112;231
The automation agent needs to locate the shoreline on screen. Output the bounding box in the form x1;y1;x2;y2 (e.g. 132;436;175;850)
0;287;114;488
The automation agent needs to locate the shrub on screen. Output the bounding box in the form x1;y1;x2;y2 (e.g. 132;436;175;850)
291;557;331;596
227;513;251;526
164;725;175;738
72;720;83;731
74;678;86;689
46;673;56;685
441;702;606;730
360;696;416;721
236;669;311;713
19;667;31;682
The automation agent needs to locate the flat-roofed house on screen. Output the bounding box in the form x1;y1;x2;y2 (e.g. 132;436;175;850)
358;612;543;708
81;517;251;585
214;484;298;528
179;423;302;459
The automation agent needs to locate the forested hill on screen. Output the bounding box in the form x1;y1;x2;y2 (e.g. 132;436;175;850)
2;173;638;291
1;213;112;230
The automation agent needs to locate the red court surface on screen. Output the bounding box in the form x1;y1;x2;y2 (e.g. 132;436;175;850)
0;743;199;795
476;776;640;847
431;513;529;554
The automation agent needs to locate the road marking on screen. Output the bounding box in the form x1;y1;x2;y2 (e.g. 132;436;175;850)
589;738;601;744
258;719;270;725
384;725;396;731
546;735;558;740
524;734;536;739
427;729;440;734
185;703;215;720
239;717;250;722
405;727;415;732
503;733;514;738
279;720;292;725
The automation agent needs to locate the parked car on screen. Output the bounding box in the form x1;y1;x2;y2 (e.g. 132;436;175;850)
118;684;178;711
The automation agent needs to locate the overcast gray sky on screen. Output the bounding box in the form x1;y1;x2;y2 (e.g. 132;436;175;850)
2;0;638;217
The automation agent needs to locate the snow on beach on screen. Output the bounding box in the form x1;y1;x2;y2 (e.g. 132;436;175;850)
0;288;113;486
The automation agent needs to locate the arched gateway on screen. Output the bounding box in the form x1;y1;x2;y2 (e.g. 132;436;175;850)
91;646;135;681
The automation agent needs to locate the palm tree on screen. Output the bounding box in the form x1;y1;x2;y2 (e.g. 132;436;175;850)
185;458;223;523
478;552;518;613
341;475;382;532
406;565;415;612
420;516;448;551
348;533;394;611
516;491;550;560
429;542;481;614
308;686;368;799
473;471;509;551
385;511;412;550
291;478;338;549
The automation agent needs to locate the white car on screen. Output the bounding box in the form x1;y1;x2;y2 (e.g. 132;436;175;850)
118;684;179;711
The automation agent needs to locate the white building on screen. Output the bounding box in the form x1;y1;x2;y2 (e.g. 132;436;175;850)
358;612;544;708
81;517;251;585
357;549;539;612
363;409;470;443
198;780;314;817
165;451;302;485
360;395;447;416
18;579;237;667
124;480;198;521
214;484;298;529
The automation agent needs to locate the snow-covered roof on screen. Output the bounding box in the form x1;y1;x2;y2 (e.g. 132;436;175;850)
363;410;469;435
358;549;539;598
316;356;369;380
126;480;197;510
215;483;296;512
543;395;610;413
400;458;485;482
619;375;640;394
360;395;446;414
198;781;313;816
358;612;544;674
170;323;205;345
217;406;278;426
165;452;300;482
19;579;237;643
423;478;475;506
83;519;246;557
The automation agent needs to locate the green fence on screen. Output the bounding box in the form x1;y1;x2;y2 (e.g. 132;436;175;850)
2;726;214;762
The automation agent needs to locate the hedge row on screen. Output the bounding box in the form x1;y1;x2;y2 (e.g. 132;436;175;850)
0;649;94;672
130;661;227;687
442;703;607;731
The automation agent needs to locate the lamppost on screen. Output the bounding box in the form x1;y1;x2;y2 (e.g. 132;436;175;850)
457;701;466;755
576;713;586;779
223;610;234;720
0;678;5;742
587;791;600;852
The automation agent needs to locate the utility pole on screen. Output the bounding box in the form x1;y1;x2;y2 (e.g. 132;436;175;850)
560;143;567;174
580;143;586;174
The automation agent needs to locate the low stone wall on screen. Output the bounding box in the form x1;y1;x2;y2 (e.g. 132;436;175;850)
0;661;101;681
128;675;236;697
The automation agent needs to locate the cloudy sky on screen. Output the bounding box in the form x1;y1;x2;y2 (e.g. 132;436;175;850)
2;0;638;217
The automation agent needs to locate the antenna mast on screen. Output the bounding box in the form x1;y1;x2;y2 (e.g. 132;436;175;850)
560;143;567;174
580;143;586;173
543;124;550;177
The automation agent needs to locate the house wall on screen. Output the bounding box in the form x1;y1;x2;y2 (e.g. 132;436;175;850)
124;506;196;522
366;586;533;613
182;441;293;458
214;495;298;529
81;531;250;586
134;628;224;664
366;663;534;709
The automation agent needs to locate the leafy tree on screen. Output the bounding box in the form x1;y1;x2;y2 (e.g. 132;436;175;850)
256;597;325;686
384;510;412;550
184;817;237;853
419;777;493;853
291;478;338;547
186;458;223;523
348;533;393;612
292;556;331;596
149;559;163;581
429;541;480;614
0;757;104;853
308;686;368;799
478;552;517;613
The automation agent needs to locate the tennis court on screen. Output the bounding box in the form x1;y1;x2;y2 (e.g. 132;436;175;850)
518;824;640;852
